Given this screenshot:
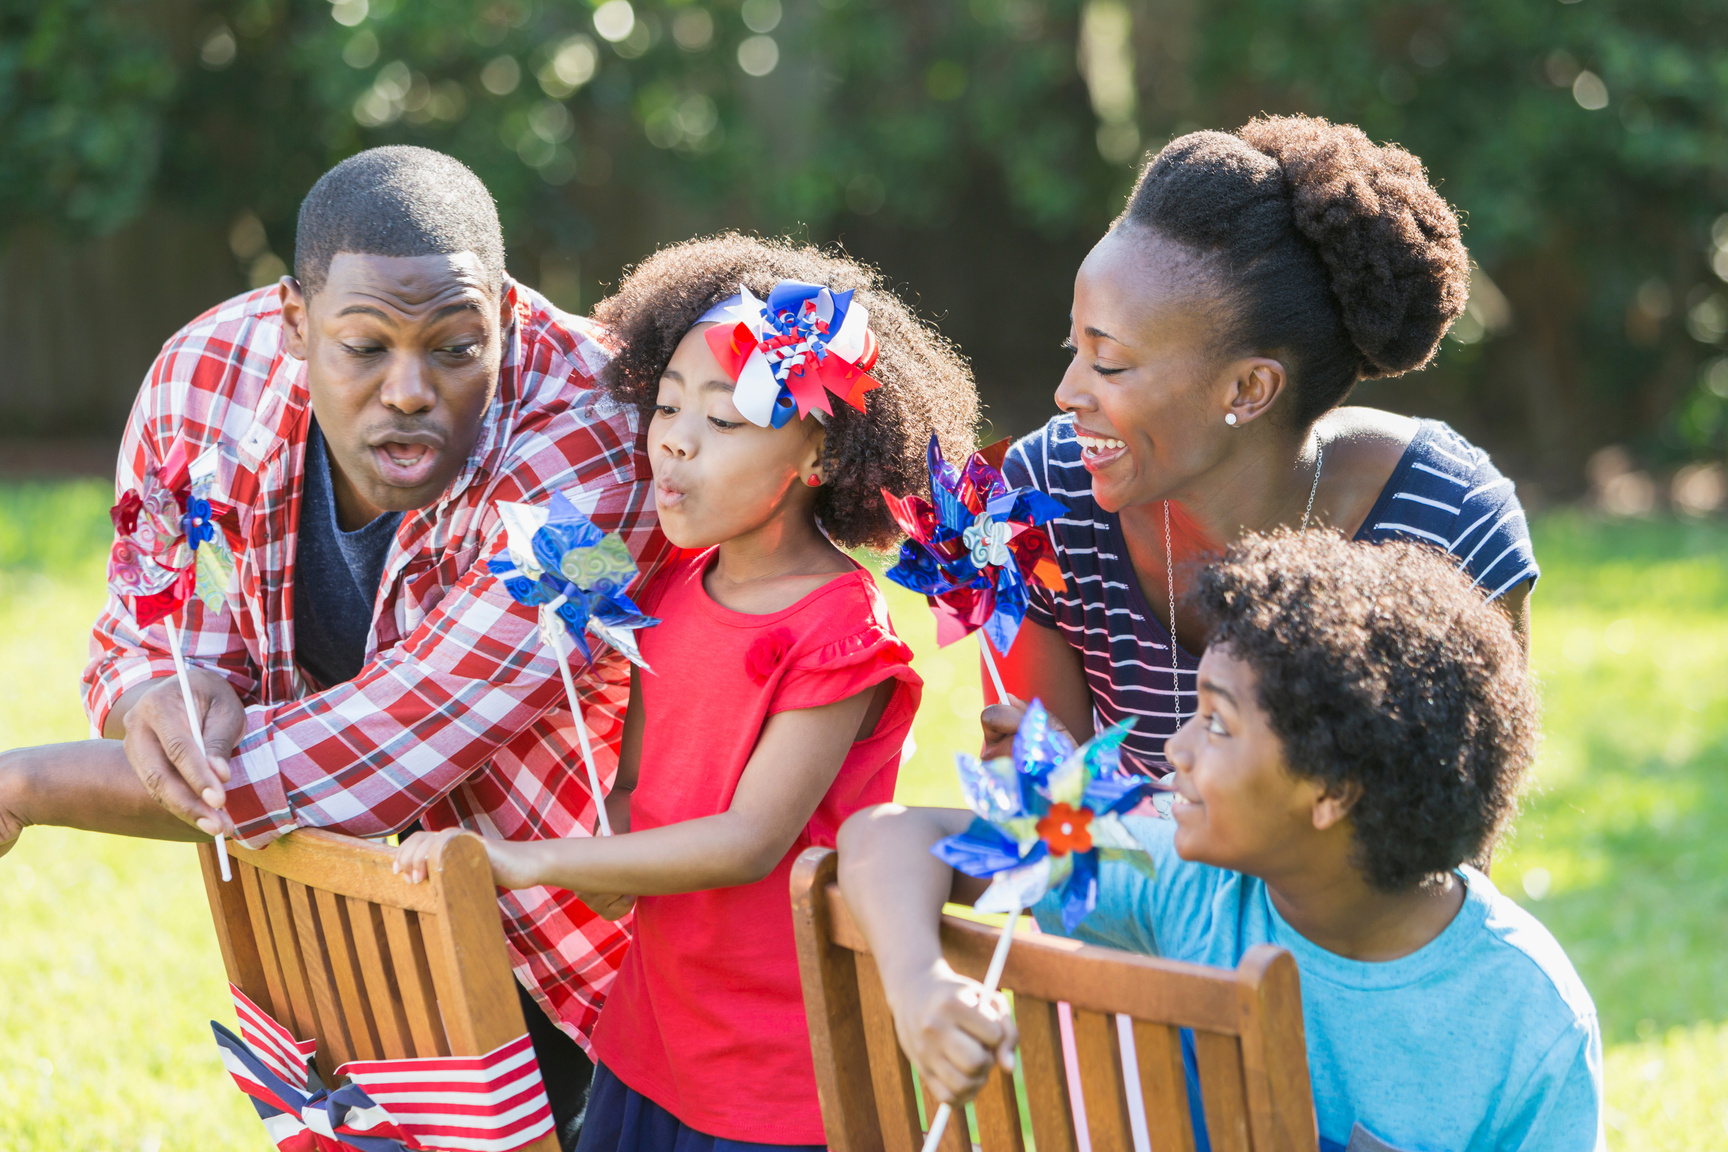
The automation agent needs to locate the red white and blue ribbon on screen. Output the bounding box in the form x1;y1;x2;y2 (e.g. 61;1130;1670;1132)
698;281;881;428
213;985;555;1152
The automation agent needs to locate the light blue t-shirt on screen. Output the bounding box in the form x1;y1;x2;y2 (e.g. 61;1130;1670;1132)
1033;817;1603;1152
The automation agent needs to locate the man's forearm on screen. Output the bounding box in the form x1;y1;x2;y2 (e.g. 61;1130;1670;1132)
1;741;208;842
836;805;980;991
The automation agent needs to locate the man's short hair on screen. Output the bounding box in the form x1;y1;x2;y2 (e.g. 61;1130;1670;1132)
292;146;506;297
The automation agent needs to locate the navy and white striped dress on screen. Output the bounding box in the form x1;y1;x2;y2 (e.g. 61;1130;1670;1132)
1003;415;1539;772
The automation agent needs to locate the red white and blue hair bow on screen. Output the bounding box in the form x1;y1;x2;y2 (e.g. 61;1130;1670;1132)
212;985;554;1152
881;436;1068;655
699;280;881;428
933;699;1155;932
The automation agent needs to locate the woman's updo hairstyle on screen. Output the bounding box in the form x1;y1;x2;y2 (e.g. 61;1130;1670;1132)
1123;115;1470;426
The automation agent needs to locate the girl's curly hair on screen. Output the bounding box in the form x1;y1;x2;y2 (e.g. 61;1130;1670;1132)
589;233;980;549
1193;529;1538;891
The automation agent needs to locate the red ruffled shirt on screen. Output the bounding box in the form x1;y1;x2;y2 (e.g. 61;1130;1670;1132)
592;551;921;1142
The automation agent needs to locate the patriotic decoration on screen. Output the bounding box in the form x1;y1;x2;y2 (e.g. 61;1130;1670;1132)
932;699;1155;932
108;440;243;878
107;442;239;628
698;281;881;428
487;490;658;671
486;490;658;836
882;436;1067;657
213;985;554;1152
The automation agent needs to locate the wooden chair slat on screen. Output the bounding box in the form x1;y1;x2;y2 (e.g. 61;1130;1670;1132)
790;849;889;1152
1234;947;1319;1152
1071;1008;1134;1148
852;951;923;1152
258;870;321;1048
286;880;355;1070
349;896;414;1060
229;829;440;912
314;887;381;1061
1132;1020;1197;1152
1014;994;1081;1152
199;844;272;1009
971;1061;1027;1152
379;904;448;1056
1194;1030;1252;1152
237;862;292;1024
828;886;1242;1032
419;833;532;1056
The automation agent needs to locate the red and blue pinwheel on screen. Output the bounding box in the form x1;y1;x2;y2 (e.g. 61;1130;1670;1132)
487;491;659;670
932;699;1155;932
106;442;239;628
701;280;882;429
882;436;1067;656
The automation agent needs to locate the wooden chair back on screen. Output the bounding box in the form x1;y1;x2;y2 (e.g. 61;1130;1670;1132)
198;830;559;1152
791;847;1318;1152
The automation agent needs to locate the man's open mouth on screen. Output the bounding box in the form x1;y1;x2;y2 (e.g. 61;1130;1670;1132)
371;440;441;487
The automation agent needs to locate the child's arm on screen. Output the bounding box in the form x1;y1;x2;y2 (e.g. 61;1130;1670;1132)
0;740;215;860
834;803;1014;1107
395;679;892;895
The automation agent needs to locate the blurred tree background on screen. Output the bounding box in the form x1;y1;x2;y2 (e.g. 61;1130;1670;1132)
3;0;1727;498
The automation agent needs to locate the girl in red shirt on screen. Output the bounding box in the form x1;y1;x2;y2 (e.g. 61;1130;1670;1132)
398;234;978;1149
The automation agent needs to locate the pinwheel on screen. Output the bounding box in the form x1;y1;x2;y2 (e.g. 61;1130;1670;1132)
108;442;241;879
881;436;1067;701
487;491;659;836
919;699;1155;1152
700;280;882;428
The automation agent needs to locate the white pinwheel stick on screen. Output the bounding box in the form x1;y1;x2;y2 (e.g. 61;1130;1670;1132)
163;617;230;882
545;609;613;837
977;632;1009;705
920;903;1023;1152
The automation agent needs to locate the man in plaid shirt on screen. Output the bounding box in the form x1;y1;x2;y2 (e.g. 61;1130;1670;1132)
0;148;667;1144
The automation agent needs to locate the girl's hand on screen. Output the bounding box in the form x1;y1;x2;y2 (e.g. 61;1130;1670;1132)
887;960;1018;1107
575;891;637;920
392;828;449;885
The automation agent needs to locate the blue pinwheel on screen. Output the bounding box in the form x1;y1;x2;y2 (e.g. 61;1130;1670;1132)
932;699;1156;932
487;491;659;670
487;491;658;835
881;436;1068;658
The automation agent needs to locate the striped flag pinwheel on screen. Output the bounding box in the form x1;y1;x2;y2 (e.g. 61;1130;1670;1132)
881;435;1067;699
213;985;554;1152
917;699;1156;1152
107;441;242;879
487;490;658;835
700;280;882;429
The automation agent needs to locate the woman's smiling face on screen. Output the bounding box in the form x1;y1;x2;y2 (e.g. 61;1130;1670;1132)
1057;225;1241;514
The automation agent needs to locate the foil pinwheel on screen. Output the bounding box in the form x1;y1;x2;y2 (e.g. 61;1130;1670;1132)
701;280;881;429
107;443;238;627
487;491;659;670
932;699;1155;932
882;436;1068;655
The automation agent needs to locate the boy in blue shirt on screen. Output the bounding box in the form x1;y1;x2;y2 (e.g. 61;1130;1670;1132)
838;531;1602;1152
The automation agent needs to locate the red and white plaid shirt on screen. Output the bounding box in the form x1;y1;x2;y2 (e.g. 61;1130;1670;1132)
83;283;669;1052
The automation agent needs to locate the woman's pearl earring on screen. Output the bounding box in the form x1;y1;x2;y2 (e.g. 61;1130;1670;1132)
1225;413;1238;426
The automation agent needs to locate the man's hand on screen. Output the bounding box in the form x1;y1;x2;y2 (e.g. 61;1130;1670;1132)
112;670;245;837
887;960;1018;1107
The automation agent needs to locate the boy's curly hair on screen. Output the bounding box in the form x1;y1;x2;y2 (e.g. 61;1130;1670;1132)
589;233;980;549
1192;530;1538;891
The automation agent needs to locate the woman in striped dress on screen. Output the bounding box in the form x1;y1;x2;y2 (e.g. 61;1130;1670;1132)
992;115;1538;773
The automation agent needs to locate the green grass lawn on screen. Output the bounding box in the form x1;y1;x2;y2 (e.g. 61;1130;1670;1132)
1;481;1725;1149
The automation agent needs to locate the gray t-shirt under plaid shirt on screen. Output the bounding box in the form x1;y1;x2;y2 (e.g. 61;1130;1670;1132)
1003;415;1539;772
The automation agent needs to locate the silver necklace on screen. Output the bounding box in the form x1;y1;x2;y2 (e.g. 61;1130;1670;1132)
1162;432;1324;722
